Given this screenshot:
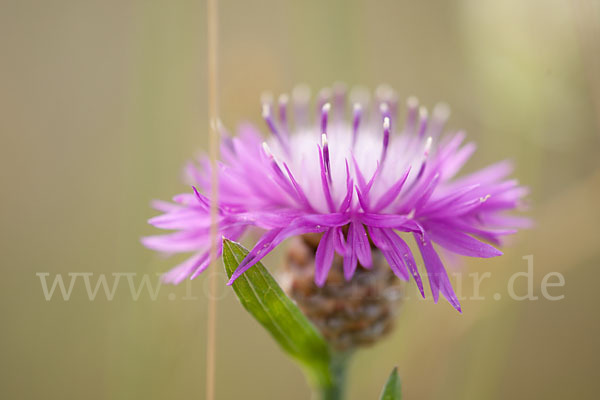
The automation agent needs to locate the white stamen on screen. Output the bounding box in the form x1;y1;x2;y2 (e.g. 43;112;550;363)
424;136;433;157
383;116;391;131
262;142;273;159
321;102;331;133
261;103;270;119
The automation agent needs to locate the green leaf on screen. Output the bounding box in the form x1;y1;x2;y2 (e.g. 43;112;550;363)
379;367;402;400
222;239;332;387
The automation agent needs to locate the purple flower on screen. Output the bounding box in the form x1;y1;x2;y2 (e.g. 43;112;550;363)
142;84;529;312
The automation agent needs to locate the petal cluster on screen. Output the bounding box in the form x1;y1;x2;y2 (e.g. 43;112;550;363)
142;84;529;311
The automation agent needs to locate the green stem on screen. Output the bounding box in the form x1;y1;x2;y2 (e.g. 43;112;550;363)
319;351;352;400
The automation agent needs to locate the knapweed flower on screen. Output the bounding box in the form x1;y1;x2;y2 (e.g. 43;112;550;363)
143;84;529;312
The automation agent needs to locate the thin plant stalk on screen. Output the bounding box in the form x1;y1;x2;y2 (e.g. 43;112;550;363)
317;352;353;400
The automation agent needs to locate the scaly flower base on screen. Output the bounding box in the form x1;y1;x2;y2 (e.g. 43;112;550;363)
282;234;403;351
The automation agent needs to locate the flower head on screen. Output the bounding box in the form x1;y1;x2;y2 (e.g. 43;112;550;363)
143;84;529;312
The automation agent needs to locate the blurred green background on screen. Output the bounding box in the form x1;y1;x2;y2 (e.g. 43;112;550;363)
2;0;599;399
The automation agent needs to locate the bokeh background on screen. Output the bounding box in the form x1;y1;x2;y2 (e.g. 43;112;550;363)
2;0;600;399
